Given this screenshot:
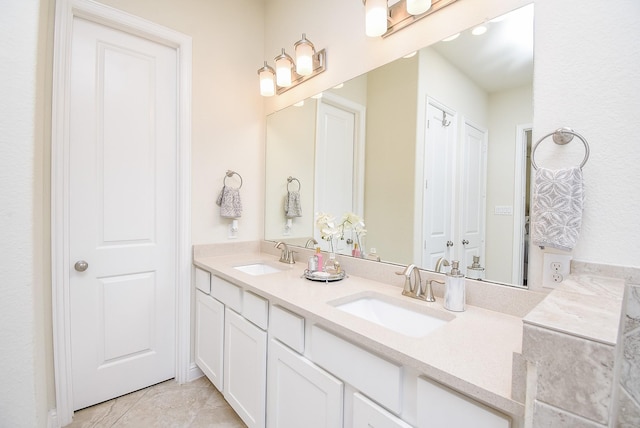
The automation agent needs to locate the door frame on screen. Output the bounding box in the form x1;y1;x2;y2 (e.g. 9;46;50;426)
511;123;532;287
51;0;192;425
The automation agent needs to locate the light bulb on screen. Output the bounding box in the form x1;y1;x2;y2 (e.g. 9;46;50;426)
257;62;275;97
294;34;315;76
406;0;432;15
365;0;388;37
275;49;294;87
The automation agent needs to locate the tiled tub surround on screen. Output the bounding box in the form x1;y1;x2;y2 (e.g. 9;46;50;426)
193;242;547;424
521;274;626;427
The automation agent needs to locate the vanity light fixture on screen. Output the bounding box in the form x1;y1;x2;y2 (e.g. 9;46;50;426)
363;0;459;38
258;34;327;96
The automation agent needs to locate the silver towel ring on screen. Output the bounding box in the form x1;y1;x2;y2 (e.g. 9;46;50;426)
531;127;590;170
287;176;301;192
224;170;243;189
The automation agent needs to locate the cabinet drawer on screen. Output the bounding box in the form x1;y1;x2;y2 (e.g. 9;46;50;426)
243;290;268;330
269;305;305;354
311;326;402;414
352;392;412;428
417;377;510;428
210;275;242;312
195;267;211;293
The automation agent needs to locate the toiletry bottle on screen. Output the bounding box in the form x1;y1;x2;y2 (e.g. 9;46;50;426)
352;243;361;258
315;247;324;271
466;255;485;280
444;260;465;312
308;254;318;272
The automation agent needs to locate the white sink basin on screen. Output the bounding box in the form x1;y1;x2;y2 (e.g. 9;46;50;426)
234;263;282;276
333;293;453;338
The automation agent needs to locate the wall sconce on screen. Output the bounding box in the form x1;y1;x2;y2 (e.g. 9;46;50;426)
363;0;459;38
258;34;326;97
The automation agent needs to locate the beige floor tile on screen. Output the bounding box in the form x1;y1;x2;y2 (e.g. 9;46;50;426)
65;377;246;428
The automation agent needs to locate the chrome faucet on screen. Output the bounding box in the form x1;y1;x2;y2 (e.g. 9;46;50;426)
435;257;450;273
274;241;295;264
305;238;318;248
396;264;422;299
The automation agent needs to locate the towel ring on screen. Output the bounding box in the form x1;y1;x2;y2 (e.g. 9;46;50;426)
224;170;243;189
531;127;590;170
287;176;301;192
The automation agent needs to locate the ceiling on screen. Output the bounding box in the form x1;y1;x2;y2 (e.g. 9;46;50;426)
432;4;534;93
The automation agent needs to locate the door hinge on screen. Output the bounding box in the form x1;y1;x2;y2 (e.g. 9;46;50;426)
427;119;430;129
425;179;428;190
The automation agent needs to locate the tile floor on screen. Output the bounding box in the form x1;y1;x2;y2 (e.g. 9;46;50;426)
65;376;247;427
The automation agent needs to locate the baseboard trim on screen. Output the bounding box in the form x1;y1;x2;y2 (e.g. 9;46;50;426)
188;362;204;382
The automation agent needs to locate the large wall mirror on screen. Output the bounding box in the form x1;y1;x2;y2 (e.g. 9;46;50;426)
265;4;534;288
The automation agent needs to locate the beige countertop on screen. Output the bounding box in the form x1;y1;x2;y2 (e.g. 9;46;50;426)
194;249;529;417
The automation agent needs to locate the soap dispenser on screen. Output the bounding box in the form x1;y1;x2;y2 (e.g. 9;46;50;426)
444;260;465;312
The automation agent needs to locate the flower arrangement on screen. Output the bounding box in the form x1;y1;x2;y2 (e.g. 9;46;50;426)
315;212;366;254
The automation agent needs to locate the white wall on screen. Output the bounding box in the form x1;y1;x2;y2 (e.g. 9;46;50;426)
486;84;533;283
0;1;49;427
95;0;266;245
528;0;640;290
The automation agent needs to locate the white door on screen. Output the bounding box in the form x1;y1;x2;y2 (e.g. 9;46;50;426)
224;308;267;428
267;339;343;428
422;100;456;270
69;17;177;410
458;120;487;271
314;95;365;254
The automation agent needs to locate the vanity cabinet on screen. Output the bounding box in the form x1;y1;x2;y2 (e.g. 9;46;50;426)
416;377;510;428
352;392;412;428
194;289;224;390
224;307;267;428
267;338;343;428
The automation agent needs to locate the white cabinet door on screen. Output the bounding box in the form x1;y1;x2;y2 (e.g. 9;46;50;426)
268;339;343;428
224;308;267;428
195;290;224;391
417;377;510;428
352;392;412;428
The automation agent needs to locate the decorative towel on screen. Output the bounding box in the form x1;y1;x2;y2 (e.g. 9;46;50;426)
284;191;302;218
531;166;585;251
216;186;242;218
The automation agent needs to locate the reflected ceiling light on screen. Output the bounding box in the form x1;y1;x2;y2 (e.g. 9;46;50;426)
258;34;327;96
406;0;432;15
364;0;388;37
257;61;276;97
403;51;417;58
333;83;344;89
311;92;323;99
442;32;460;42
293;100;305;107
294;33;315;76
275;48;294;87
471;25;487;36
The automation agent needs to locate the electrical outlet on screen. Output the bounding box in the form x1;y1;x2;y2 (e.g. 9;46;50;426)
542;253;572;288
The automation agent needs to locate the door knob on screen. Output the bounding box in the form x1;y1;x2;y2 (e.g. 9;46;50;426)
446;241;454;247
462;239;469;245
74;260;89;272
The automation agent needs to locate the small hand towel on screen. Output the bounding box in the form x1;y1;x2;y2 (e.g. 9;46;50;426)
284;190;302;218
216;186;242;218
531;166;585;251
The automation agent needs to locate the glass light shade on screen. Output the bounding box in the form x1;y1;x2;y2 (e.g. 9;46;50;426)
365;0;388;37
406;0;432;15
275;49;294;87
294;34;315;76
258;62;275;97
